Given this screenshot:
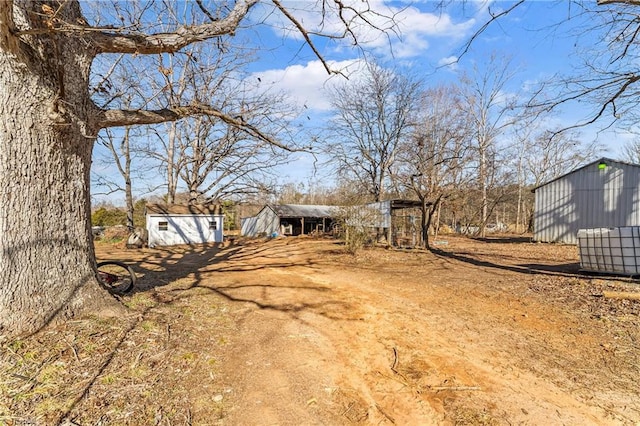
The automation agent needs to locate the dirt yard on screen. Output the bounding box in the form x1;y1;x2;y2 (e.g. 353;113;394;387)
2;235;640;425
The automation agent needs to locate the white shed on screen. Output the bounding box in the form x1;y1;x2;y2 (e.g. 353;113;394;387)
533;158;640;244
146;203;224;247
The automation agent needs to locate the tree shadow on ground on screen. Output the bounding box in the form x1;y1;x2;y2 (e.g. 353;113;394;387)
116;237;332;293
429;246;630;282
49;238;351;424
471;236;533;244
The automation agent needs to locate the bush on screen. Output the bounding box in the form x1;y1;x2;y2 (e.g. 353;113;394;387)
100;226;129;243
335;206;380;254
92;207;127;227
343;225;374;254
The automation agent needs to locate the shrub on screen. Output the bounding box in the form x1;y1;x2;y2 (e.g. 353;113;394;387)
91;207;127;227
335;206;380;254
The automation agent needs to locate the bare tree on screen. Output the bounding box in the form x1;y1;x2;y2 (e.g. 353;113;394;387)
395;85;472;248
327;59;422;203
94;127;137;231
525;2;640;132
524;131;601;187
507;109;602;232
128;40;298;205
178;115;292;203
92;63;157;230
620;137;640;164
459;53;518;237
0;0;401;339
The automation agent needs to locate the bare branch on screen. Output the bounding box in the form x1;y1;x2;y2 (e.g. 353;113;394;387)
597;0;640;5
97;103;294;152
455;1;525;63
31;0;259;54
271;0;336;76
90;53;125;97
195;0;217;22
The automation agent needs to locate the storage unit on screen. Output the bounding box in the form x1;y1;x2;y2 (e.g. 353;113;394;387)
577;227;640;275
533;158;640;244
146;203;224;247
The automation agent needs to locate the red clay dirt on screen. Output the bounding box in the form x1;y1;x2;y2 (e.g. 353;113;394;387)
2;235;640;425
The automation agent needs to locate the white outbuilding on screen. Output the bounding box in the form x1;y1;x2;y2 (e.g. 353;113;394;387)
146;203;224;247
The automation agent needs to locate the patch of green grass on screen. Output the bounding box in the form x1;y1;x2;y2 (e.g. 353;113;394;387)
100;374;117;385
38;362;66;380
129;364;152;379
124;293;156;309
8;340;24;352
181;352;196;362
140;320;156;332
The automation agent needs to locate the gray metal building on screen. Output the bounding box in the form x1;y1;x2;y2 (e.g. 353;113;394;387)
533;158;640;244
240;204;338;237
241;200;424;246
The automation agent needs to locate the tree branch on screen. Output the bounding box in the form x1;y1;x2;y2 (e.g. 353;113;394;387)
597;0;640;5
453;1;525;64
271;0;336;76
31;0;259;54
97;103;294;152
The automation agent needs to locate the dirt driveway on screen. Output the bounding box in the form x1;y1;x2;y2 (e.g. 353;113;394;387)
3;235;640;425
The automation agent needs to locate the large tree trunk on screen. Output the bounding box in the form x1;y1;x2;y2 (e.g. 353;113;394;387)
0;2;121;340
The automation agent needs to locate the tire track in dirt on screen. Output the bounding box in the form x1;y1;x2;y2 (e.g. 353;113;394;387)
186;238;638;424
277;265;613;425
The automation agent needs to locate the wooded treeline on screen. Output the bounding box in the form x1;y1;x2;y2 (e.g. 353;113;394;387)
94;54;602;239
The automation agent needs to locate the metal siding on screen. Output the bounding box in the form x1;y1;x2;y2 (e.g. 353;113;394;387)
255;207;279;236
534;160;640;244
240;216;258;237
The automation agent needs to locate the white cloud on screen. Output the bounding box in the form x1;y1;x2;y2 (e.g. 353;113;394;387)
438;56;459;70
251;59;363;111
254;1;478;59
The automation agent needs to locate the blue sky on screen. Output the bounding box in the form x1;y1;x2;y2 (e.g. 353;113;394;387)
225;1;630;182
91;1;636;204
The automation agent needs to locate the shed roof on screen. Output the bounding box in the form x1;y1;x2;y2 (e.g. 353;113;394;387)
269;200;424;218
387;199;425;209
273;204;338;218
532;157;640;192
146;203;222;215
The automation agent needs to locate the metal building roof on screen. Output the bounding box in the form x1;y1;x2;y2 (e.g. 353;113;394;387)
273;204;339;218
532;157;640;192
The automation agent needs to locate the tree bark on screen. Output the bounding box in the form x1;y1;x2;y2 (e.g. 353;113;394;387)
0;1;121;340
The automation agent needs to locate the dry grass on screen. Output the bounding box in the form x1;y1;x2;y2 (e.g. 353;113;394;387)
3;235;640;424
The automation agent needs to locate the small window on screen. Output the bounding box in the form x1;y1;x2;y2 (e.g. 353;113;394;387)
209;221;217;230
158;221;168;231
